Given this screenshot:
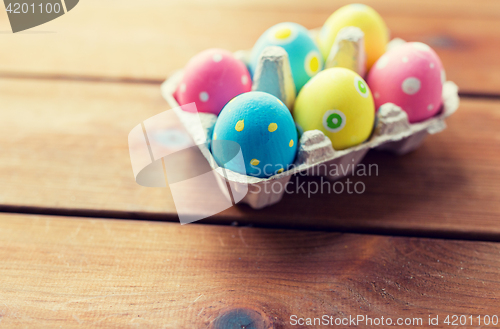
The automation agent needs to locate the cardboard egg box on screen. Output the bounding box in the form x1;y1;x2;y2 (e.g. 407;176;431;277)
161;28;460;209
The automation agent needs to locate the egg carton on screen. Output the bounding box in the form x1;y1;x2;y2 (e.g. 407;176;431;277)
160;36;460;209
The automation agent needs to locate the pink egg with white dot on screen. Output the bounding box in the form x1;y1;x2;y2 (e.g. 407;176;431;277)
367;42;445;123
176;48;252;115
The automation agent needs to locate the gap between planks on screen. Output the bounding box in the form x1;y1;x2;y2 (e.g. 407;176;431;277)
2;205;500;243
1;71;500;100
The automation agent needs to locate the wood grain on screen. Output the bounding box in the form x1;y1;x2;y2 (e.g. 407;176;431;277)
0;0;499;94
234;96;500;238
1;78;499;239
0;213;499;328
0;2;498;328
0;78;175;217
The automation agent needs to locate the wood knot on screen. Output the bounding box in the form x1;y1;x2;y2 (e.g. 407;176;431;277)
211;308;273;329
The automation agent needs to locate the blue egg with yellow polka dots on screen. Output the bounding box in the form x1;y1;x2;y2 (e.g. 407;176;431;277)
211;91;298;178
250;22;323;93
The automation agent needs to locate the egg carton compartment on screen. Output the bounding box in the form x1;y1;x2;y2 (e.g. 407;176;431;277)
161;39;459;209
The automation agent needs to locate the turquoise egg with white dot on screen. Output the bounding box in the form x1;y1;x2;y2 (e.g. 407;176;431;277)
211;91;298;178
250;22;323;93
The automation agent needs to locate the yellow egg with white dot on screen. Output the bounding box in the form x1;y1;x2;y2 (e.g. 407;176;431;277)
318;4;389;70
293;67;375;150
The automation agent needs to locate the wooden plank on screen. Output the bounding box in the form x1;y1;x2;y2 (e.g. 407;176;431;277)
0;78;175;217
1;78;499;239
0;0;499;94
0;213;499;328
242;97;500;238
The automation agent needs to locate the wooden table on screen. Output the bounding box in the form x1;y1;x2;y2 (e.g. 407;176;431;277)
1;1;499;328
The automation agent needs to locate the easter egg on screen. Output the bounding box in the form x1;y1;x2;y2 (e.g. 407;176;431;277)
367;42;445;123
293;67;375;150
177;48;252;115
211;91;298;178
250;22;323;93
318;4;388;70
